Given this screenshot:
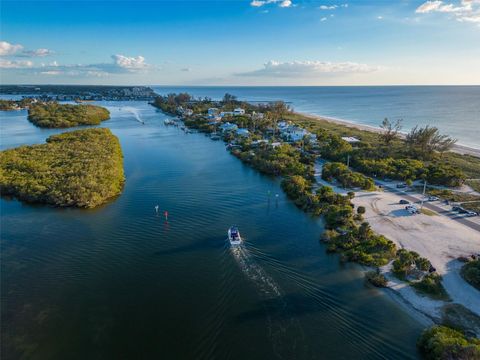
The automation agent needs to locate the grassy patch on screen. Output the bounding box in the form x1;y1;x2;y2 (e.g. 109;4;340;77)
424;188;480;202
461;260;480;291
461;202;480;213
443;152;480;179
411;274;450;301
0;128;124;208
420;208;437;216
466;179;480;193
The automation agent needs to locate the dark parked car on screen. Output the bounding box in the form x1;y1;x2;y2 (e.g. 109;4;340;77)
399;199;410;204
396;183;407;189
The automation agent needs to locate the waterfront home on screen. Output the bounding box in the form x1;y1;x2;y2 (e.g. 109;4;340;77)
271;142;282;148
251;139;269;147
280;125;309;142
184;109;194;117
277;121;289;130
341;136;360;143
236;128;250;137
220;111;234;117
233;108;245;116
219;122;238;132
208;108;219;115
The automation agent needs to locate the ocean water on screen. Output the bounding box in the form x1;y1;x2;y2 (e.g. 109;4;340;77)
0;103;424;359
153;86;480;149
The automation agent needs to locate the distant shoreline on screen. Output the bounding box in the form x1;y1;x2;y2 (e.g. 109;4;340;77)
297;111;480;158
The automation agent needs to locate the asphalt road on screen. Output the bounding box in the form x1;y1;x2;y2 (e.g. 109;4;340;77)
383;186;480;233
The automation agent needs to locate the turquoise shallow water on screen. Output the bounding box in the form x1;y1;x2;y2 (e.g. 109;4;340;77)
153;86;480;149
1;103;424;359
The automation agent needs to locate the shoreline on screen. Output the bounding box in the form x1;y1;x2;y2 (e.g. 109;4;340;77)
297;111;480;158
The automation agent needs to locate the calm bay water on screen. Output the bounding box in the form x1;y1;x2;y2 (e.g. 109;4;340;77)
1;102;424;359
153;86;480;149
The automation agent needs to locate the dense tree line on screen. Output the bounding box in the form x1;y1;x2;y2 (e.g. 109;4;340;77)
0;128;124;208
235;143;314;178
28;103;110;128
322;162;375;190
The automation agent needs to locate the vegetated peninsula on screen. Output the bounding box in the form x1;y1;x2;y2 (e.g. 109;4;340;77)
0;128;124;208
28;102;110;128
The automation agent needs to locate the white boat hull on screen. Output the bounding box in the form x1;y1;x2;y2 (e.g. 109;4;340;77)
228;228;242;246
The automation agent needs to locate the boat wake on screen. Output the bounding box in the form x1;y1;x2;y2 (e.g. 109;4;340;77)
230;243;307;359
230;244;281;298
123;106;145;124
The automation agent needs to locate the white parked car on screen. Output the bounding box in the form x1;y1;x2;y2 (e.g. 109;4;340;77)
406;205;419;214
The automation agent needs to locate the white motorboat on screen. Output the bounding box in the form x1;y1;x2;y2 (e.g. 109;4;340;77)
228;226;242;245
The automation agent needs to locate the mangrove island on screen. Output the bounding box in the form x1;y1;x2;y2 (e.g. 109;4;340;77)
0;128;125;208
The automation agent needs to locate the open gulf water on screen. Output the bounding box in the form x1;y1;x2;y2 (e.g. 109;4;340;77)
1;101;425;359
153;86;480;149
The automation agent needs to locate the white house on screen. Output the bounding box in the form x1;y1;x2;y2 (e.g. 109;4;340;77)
277;121;289;130
280;126;309;142
251;139;269;147
184;109;193;116
219;122;238;132
233;108;245;116
208;108;219;115
236;128;250;137
220;111;234;117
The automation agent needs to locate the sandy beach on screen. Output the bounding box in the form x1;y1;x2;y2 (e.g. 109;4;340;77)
298;112;480;158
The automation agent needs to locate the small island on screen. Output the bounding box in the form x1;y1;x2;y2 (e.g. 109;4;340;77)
0;128;124;208
28;102;110;128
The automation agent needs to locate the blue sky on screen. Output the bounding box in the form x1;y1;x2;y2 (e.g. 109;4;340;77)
1;0;479;85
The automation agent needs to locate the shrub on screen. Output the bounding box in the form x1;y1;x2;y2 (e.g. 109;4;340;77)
357;206;366;215
365;270;388;287
417;325;480;360
412;273;450;301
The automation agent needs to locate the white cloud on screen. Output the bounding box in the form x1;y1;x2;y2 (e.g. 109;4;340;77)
377;15;384;19
0;41;23;56
0;59;33;68
279;0;292;7
112;54;148;70
237;60;380;77
321;17;328;21
250;0;294;8
319;5;337;10
1;40;54;58
2;54;151;76
415;0;480;24
250;0;265;7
